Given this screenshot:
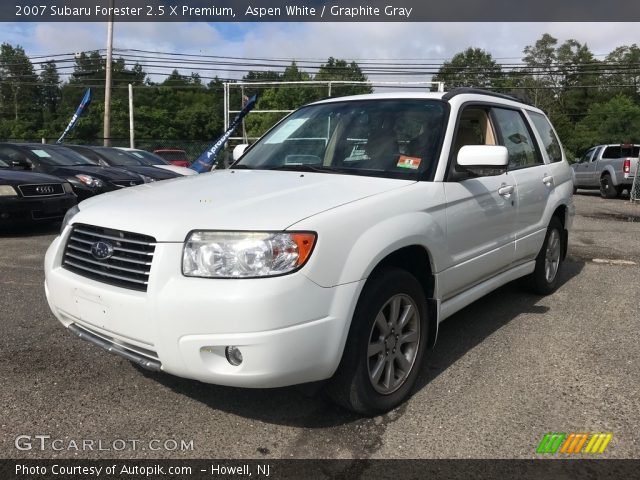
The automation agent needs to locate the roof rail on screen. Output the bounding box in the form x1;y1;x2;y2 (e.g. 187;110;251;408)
442;87;532;105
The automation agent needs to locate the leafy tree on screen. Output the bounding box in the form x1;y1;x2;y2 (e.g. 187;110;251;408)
555;39;602;117
521;33;560;110
568;95;640;154
315;57;372;97
603;45;640;101
432;48;502;89
0;43;40;136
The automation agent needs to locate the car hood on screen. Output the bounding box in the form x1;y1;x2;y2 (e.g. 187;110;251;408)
0;168;66;185
73;170;415;241
49;165;141;182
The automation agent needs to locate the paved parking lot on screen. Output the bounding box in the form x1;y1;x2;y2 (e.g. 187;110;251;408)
1;192;639;459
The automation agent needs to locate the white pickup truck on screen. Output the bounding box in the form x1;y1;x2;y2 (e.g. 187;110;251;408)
572;144;639;198
44;89;574;415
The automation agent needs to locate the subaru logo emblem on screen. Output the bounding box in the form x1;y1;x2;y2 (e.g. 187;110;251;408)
90;241;114;260
36;185;54;194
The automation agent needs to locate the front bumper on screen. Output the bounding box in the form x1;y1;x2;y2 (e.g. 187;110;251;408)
0;194;76;225
44;233;362;388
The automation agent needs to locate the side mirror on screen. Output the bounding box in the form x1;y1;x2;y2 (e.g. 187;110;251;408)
457;145;509;176
232;144;249;161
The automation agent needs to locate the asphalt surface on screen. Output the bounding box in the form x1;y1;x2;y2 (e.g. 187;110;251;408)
1;191;639;460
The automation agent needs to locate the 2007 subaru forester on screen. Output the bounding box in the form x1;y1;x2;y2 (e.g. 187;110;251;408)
45;88;574;415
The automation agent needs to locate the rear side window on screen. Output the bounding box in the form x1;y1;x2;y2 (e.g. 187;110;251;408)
603;145;640;158
492;108;542;169
528;112;563;163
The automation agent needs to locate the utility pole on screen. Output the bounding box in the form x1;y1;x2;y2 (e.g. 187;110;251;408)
103;0;114;146
128;83;135;148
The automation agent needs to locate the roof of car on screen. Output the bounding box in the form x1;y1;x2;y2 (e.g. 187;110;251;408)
311;92;445;105
310;88;536;109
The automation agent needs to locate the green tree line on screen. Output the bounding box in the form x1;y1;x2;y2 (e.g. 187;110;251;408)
0;44;369;146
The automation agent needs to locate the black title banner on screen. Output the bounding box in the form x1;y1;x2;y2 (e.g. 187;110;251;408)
2;459;640;480
3;0;640;22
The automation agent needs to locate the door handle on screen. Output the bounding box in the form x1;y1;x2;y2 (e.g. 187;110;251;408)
543;175;554;186
498;185;514;197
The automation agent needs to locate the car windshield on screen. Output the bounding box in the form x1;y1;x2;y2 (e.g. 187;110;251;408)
126;150;170;165
95;148;146;166
0;158;10;168
27;146;97;166
236;99;447;179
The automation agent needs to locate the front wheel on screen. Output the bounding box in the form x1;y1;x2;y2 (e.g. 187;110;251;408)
325;268;428;415
524;217;564;295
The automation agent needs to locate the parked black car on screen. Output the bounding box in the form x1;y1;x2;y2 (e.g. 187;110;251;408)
0;143;145;201
64;145;181;181
0;157;77;226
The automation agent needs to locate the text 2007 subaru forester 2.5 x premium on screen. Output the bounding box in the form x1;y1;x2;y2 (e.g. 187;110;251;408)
45;89;574;414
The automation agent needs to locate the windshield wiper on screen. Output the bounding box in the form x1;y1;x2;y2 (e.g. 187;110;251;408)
264;164;334;173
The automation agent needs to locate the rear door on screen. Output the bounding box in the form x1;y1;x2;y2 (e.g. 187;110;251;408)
492;107;550;263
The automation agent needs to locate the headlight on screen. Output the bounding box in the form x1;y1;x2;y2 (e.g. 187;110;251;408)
62;182;74;194
60;205;80;234
0;185;18;197
141;175;156;183
74;174;104;188
183;231;316;278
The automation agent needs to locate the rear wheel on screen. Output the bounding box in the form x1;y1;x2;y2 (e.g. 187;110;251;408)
325;268;428;415
600;174;620;199
524;217;564;295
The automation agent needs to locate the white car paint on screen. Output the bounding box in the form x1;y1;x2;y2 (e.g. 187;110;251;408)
44;91;574;390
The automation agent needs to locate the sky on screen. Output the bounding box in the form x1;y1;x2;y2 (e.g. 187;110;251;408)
1;22;640;80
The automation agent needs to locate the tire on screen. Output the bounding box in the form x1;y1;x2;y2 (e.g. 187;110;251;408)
600;174;620;199
325;268;428;415
524;217;564;295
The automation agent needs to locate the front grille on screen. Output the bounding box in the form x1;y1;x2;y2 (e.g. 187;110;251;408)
18;183;64;197
112;180;143;188
62;224;156;292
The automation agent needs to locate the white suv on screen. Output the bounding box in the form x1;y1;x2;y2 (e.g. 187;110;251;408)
45;89;574;415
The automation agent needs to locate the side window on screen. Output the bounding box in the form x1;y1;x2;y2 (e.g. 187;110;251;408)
492;108;542;170
0;147;27;164
602;146;619;159
528;112;563;163
452;107;496;157
579;148;594;163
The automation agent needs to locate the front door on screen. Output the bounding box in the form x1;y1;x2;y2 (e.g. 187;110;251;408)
440;105;517;300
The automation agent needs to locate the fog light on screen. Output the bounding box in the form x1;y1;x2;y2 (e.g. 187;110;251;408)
225;346;243;366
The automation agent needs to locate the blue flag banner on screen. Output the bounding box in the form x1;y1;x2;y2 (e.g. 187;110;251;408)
56;88;92;144
191;94;259;173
